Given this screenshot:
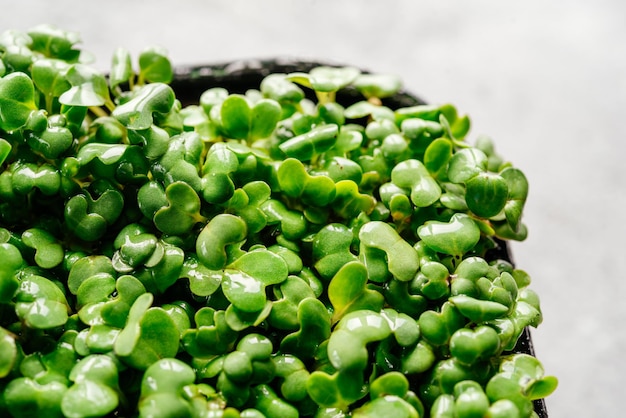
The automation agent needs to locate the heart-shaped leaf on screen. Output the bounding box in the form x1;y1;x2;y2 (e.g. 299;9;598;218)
222;249;289;313
4;378;67;418
114;293;179;370
220;94;281;141
28;24;80;59
59;64;111;106
62;355;120;418
112;83;175;130
391;159;441;207
501;167;528;232
447;148;488;184
0;72;37;131
153;181;205;235
278;158;336;206
182;308;238;357
418;301;465;346
15;274;70;329
280;297;330;360
31;58;71;102
11;162;61;196
359;221;419;282
417;213;481;256
449;325;501;365
179;254;222;297
328;261;385;323
278;124;339;161
307;369;367;410
260;73;305;104
21;228;64;269
312;223;359;280
345;101;395;120
268;276;316;330
26;125;74;160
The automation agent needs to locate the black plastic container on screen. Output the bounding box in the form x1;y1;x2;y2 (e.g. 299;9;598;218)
169;59;548;418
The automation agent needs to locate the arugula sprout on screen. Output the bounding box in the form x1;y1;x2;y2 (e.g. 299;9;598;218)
0;24;555;418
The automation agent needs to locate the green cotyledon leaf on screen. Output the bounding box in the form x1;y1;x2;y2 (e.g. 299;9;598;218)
15;274;70;329
0;72;37;131
112;83;175;130
59;64;111;106
222;249;289;313
417;213;481;256
113;293;179;370
138;46;173;84
153;181;206;235
359;221;419;282
328;261;385;324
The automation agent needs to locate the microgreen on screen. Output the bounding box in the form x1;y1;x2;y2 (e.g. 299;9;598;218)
0;24;555;418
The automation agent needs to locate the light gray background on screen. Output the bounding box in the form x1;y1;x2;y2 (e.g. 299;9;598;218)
2;1;623;416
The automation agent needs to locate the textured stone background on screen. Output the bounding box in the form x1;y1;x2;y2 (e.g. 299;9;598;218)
3;1;624;416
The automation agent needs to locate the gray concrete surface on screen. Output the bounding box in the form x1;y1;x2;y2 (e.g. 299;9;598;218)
2;1;624;416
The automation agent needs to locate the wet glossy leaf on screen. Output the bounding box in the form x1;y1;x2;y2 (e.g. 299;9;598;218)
4;378;67;418
417;213;481;256
31;58;71;100
0;138;11;166
153;181;204;235
449;294;509;322
28;24;80;59
114;293;180;370
424;137;453;177
59;64;110;106
279;124;339;161
447;148;488;184
15;274;70;329
359;221;419;282
112;83;175;130
0;72;37;131
278;158;336;206
328;261;385;323
391;159;441;207
465;172;509;218
61;355;120;418
449;326;501;365
21;228;64;269
223;249;289;313
196;214;247;270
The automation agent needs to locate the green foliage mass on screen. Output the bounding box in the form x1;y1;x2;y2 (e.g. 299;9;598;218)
0;24;555;418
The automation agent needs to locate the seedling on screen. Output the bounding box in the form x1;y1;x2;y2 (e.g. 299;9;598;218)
0;24;556;417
